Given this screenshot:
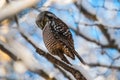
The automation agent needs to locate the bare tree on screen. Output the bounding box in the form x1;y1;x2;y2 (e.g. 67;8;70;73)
0;0;120;80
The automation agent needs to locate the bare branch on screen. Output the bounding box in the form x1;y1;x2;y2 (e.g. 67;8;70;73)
33;70;57;80
70;26;102;46
20;30;87;80
74;2;120;53
0;42;57;80
54;65;73;80
36;49;87;80
0;43;17;60
0;0;39;22
86;63;120;70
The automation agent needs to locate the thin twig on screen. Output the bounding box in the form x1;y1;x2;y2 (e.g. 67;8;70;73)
86;63;120;70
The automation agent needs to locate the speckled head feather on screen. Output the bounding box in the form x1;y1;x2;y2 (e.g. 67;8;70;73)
36;11;57;29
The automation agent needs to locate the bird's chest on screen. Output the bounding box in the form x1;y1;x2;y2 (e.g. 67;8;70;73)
43;25;60;53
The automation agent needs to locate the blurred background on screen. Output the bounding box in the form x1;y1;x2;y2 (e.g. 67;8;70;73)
0;0;120;80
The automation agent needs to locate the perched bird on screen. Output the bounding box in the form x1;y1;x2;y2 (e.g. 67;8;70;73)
36;11;85;64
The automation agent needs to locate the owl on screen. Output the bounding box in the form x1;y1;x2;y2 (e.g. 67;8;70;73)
36;11;85;64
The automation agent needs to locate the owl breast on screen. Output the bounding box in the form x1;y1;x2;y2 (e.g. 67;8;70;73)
43;23;61;54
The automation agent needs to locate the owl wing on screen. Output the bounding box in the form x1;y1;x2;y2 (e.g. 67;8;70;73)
49;18;75;59
50;18;74;47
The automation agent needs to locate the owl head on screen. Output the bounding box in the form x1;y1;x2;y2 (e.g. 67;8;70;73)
36;11;57;30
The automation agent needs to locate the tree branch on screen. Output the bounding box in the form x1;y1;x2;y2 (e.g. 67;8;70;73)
33;70;57;80
0;43;17;60
20;30;87;80
0;42;56;80
86;63;120;70
74;2;120;53
0;0;39;22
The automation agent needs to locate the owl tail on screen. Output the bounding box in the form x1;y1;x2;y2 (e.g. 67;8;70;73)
57;50;72;65
74;50;86;65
